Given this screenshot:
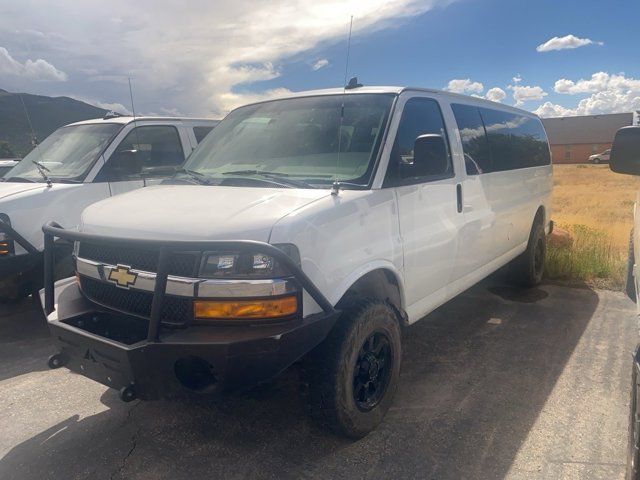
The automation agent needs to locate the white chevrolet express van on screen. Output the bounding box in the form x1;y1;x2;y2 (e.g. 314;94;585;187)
0;115;217;299
42;86;552;438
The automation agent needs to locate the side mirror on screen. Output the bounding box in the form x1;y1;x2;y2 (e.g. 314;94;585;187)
400;134;449;178
610;126;640;175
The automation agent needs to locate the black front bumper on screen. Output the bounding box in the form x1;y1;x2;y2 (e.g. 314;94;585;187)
42;222;339;400
48;281;338;399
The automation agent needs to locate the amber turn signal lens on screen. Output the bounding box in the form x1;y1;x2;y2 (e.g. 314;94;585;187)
194;296;298;320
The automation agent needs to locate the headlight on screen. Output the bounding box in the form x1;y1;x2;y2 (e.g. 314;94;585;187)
0;214;14;256
199;244;300;279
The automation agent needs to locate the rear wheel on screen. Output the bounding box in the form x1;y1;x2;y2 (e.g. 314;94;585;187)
305;299;401;439
509;219;546;288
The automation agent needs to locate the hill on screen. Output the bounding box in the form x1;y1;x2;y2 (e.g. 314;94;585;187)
0;89;109;157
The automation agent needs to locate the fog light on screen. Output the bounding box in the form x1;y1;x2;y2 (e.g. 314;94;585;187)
194;295;298;320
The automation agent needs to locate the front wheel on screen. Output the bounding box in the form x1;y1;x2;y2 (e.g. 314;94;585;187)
305;300;402;439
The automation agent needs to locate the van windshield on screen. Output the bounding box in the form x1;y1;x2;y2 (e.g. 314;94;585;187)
181;94;395;188
5;123;121;183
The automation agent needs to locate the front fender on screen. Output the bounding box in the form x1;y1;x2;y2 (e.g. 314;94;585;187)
328;260;406;310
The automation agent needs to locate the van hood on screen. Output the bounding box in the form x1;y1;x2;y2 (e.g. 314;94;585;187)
0;181;47;200
80;185;331;242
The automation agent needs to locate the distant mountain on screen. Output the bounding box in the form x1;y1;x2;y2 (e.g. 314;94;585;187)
0;89;109;157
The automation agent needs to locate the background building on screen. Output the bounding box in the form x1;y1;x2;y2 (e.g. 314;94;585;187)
542;112;634;164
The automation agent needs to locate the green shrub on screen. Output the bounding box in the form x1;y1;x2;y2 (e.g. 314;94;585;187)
546;224;626;289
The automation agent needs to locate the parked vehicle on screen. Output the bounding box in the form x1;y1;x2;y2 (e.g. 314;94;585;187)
608;125;640;480
589;148;611;164
0;159;20;177
0;115;217;300
42;86;552;438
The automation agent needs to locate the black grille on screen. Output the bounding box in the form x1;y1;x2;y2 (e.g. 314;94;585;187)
80;276;192;326
78;242;199;277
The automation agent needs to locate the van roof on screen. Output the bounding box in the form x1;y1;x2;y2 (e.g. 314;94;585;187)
241;86;539;118
66;116;219;127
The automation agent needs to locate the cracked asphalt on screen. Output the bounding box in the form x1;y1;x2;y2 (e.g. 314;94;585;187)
0;280;636;480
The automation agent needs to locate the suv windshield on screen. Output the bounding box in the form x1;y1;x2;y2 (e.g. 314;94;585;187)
5;123;121;183
181;93;395;188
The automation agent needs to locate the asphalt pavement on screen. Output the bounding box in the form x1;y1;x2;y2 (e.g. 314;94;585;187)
0;281;636;480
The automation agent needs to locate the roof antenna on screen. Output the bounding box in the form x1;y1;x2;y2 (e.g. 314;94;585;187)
332;15;354;196
19;93;51;187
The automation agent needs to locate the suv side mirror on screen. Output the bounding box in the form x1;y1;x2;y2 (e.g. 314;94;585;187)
610;126;640;175
400;134;448;178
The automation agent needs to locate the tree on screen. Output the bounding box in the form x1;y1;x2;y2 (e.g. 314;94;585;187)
0;141;16;158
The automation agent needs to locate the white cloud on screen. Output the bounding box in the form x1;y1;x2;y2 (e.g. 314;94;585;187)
554;71;640;94
485;87;506;103
512;74;522;84
509;84;547;106
532;101;574;118
536;34;603;52
312;58;330;71
535;71;640;117
0;46;67;81
445;78;484;94
0;1;454;116
94;101;132;116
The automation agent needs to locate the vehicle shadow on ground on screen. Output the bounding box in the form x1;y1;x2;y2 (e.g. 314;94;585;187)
0;296;53;382
0;280;600;480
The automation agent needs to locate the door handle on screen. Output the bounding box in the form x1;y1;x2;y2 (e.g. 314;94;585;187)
456;183;462;213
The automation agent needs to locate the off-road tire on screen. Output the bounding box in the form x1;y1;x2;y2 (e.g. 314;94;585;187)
305;299;401;439
509;219;546;288
627;229;637;303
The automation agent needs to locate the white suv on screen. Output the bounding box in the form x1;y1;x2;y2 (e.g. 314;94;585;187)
42;86;552;438
0;115;217;300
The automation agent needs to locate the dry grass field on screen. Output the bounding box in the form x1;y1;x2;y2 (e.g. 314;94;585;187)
547;164;640;289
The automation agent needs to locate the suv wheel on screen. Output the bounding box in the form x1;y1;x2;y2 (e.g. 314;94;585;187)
305;299;401;439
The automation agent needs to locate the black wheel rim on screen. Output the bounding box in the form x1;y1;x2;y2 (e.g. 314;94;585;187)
353;331;393;412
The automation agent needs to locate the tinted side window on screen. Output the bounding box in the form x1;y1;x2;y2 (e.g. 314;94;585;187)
102;125;185;181
384;97;452;186
479;108;550;171
193;126;214;143
451;104;492;174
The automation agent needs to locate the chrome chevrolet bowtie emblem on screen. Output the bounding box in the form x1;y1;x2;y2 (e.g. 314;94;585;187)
108;264;137;289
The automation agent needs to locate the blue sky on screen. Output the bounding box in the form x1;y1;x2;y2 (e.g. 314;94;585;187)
0;0;638;117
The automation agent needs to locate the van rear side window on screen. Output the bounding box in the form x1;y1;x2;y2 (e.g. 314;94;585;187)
452;104;550;174
479;108;550;171
451;104;491;175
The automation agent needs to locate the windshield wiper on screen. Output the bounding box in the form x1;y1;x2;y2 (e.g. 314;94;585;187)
221;170;314;189
31;160;52;186
176;168;215;185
